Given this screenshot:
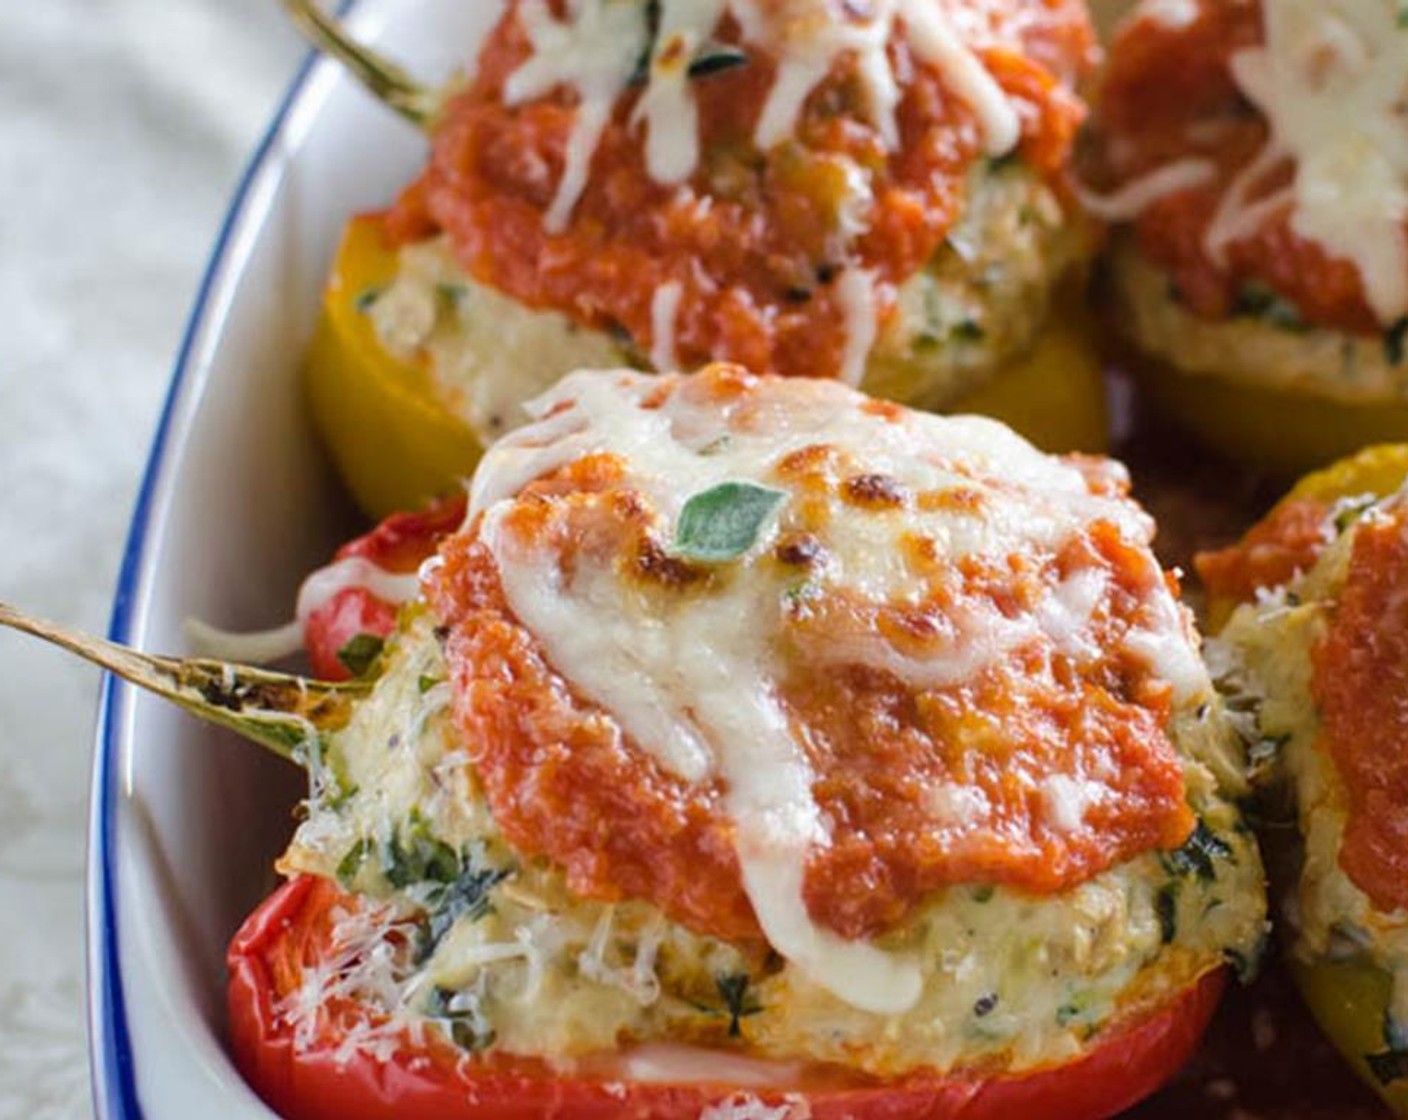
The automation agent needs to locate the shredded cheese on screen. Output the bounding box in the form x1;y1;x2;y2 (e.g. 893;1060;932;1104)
1075;158;1216;222
1209;0;1408;325
650;280;686;372
501;0;1024;371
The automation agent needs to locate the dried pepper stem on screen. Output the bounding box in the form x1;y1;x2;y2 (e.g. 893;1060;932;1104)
0;600;368;763
280;0;439;128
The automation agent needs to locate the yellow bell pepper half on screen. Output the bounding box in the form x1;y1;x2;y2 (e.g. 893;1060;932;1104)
305;217;1108;518
1137;361;1408;477
1293;959;1408;1117
951;294;1109;456
304;215;483;520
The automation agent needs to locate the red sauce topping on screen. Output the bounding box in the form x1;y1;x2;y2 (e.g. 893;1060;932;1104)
424;369;1194;943
1194;498;1330;608
1311;506;1408;913
387;1;1092;380
1090;1;1389;334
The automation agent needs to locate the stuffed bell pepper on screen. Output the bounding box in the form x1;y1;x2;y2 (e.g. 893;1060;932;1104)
0;366;1264;1118
1198;444;1408;1116
1081;0;1408;472
286;0;1108;516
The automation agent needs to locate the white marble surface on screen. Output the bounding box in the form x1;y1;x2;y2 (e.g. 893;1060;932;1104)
0;3;300;1114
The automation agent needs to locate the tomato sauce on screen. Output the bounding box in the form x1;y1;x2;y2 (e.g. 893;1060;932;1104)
1311;506;1408;914
1090;1;1389;335
425;433;1193;945
387;1;1091;381
1194;498;1331;608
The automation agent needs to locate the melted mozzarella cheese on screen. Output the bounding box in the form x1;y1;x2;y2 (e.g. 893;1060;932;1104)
650;280;685;372
501;0;1024;372
294;557;423;624
1129;0;1198;30
1075;158;1216;222
1208;1;1408;325
184;556;423;665
835;267;880;387
505;0;1020;209
504;0;648;232
470;369;1204;1015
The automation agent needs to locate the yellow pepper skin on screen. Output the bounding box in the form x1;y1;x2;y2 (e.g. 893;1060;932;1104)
307;218;1107;517
951;294;1109;455
1292;959;1408;1118
1204;444;1408;631
304;216;482;519
1136;361;1408;477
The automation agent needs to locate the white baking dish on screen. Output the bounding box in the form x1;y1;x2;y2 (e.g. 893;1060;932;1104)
87;3;503;1115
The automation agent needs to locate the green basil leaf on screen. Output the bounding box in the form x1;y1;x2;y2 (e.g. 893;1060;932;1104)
675;482;786;562
1160;819;1233;882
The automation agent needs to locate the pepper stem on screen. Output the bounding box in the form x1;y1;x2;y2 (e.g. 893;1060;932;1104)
280;0;439;129
0;601;368;764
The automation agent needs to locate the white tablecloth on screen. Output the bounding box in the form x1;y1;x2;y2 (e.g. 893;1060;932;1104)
0;2;1140;1115
0;3;300;1114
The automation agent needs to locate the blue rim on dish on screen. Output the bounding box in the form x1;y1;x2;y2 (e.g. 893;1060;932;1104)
86;6;360;1116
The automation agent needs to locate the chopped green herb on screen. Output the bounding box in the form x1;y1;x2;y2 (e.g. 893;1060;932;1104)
336;633;385;679
1335;495;1378;534
973;992;998;1018
1056;999;1090;1028
1234;282;1307;332
336;837;374;889
970;884;995;904
784;581;820;609
384;817;461;890
354;284;386;313
1386;318;1408;365
952;320;985;343
697;435;733;457
987;150;1021;174
914;331;942;353
715;972;763;1037
1156;882;1179;944
688;44;748;79
436;282;470;308
417;674;445;694
419;858;511;962
1161;820;1233;882
426;986;496;1053
675;482;786;562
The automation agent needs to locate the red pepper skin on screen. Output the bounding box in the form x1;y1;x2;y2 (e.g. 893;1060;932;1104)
228;875;1227;1120
304;494;467;681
